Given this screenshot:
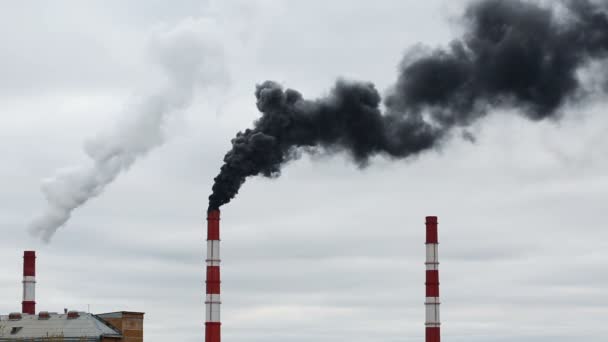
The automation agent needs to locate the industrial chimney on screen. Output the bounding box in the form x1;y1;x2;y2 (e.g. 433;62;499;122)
425;216;440;342
22;251;36;315
205;210;221;342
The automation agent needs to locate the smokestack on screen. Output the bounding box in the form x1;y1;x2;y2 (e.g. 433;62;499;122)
425;216;440;342
205;210;221;342
22;251;36;315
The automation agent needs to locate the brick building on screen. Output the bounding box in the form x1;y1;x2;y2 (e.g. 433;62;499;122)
97;312;144;341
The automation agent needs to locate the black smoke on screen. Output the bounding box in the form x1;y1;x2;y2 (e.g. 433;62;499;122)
208;0;608;211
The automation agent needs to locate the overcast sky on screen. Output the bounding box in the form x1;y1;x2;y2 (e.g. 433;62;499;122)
1;1;608;341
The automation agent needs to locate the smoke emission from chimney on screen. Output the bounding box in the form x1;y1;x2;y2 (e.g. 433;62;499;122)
208;0;608;210
29;18;228;242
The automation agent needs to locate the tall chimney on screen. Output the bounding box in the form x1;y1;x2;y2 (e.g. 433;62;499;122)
22;251;36;315
425;216;440;342
205;210;221;342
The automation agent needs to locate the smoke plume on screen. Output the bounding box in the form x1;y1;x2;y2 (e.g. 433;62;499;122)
30;18;228;242
208;0;608;210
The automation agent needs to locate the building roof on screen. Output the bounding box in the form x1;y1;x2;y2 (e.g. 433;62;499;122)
96;311;145;318
0;312;122;340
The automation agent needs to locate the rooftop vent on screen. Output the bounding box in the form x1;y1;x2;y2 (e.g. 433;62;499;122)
8;313;22;320
67;311;80;319
38;311;50;320
10;327;22;335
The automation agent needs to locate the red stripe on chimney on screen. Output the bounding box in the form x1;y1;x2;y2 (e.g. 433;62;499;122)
426;327;440;342
425;270;440;297
205;322;221;342
22;302;35;315
23;251;35;276
206;266;221;294
207;210;220;240
425;216;438;244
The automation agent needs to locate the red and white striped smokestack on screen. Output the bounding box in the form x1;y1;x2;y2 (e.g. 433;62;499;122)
205;210;221;342
22;251;36;315
425;216;440;342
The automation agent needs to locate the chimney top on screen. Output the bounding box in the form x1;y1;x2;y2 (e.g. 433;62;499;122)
207;210;220;220
22;251;36;315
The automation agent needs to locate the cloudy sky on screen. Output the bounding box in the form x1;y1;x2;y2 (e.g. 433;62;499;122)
1;1;608;341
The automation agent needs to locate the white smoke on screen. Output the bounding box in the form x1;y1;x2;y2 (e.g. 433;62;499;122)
29;18;228;242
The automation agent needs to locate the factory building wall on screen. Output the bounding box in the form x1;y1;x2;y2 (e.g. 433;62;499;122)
97;312;144;342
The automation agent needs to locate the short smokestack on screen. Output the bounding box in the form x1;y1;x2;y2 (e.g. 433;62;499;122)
22;251;36;315
425;217;440;342
205;210;221;342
